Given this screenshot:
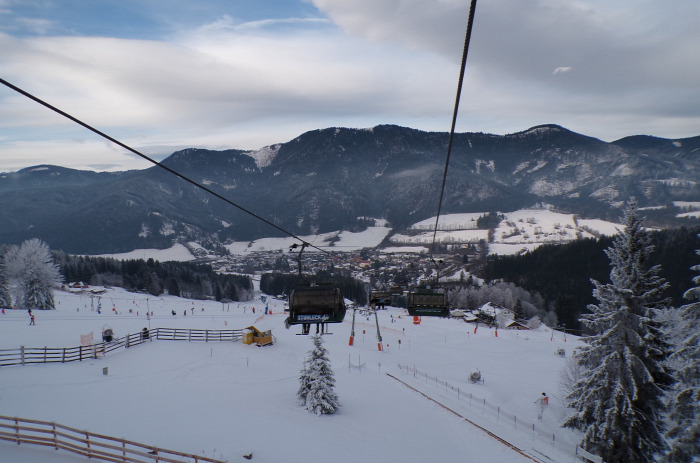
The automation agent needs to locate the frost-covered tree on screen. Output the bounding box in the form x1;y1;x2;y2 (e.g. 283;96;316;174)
664;236;700;462
4;239;62;310
0;247;12;308
564;199;673;463
298;335;339;415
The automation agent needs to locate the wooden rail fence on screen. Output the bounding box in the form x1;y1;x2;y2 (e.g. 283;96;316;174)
0;328;243;367
0;415;226;463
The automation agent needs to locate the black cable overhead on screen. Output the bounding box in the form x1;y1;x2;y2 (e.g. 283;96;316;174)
430;0;478;266
0;77;329;254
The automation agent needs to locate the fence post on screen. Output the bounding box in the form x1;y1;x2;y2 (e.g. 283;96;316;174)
62;348;66;363
206;330;209;342
20;346;25;365
86;431;91;458
15;417;20;444
53;423;58;450
126;335;130;348
44;346;47;363
122;441;127;461
80;345;83;361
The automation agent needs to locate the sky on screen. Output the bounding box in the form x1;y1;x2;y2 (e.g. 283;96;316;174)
1;0;699;172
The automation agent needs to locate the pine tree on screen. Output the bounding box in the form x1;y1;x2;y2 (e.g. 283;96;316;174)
664;235;700;462
298;335;339;415
564;199;673;463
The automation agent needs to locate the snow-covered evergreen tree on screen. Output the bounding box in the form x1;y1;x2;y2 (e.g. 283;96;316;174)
298;335;339;415
664;235;700;462
564;199;673;463
4;239;62;310
0;248;12;308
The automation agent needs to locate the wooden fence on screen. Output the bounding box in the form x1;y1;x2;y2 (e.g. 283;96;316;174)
155;328;242;343
0;415;226;463
0;328;243;367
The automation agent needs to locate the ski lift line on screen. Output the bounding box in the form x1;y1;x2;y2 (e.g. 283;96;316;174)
0;77;328;256
430;0;478;259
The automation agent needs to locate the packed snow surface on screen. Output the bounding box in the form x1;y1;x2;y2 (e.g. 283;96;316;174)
0;286;584;463
96;243;195;262
226;226;391;254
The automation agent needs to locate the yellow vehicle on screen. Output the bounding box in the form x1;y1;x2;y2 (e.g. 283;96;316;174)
243;326;273;346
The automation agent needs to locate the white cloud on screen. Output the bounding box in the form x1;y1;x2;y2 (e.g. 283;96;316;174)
553;67;572;75
0;0;699;172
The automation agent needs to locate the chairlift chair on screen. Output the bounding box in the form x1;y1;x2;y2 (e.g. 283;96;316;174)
407;288;449;317
369;291;391;309
286;284;346;334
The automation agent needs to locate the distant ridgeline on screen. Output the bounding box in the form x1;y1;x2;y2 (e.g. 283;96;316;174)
53;252;253;301
484;226;700;332
1;124;698;254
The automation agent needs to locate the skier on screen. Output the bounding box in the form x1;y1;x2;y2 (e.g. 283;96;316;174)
29;314;35;325
535;392;548;420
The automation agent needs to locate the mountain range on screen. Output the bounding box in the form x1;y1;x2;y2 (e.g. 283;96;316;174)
2;124;698;254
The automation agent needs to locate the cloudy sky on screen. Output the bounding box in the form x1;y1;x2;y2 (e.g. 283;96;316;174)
1;0;699;172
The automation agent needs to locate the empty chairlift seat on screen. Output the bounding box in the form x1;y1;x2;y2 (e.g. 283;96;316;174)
287;285;346;325
407;289;449;317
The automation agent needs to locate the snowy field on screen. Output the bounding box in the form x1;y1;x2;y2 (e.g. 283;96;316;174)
0;286;585;463
96;243;196;262
95;210;622;262
225;224;392;255
392;210;620;255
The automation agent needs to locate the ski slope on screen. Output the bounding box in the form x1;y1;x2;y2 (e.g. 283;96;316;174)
0;287;584;463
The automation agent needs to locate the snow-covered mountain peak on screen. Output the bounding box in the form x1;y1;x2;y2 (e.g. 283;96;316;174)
246;144;281;169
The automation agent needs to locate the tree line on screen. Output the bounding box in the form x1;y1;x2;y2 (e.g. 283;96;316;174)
260;271;368;305
483;225;700;332
1;241;254;310
446;280;556;327
52;252;253;301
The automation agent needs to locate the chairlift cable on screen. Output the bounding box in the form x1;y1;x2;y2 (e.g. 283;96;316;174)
430;0;478;261
0;77;329;255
